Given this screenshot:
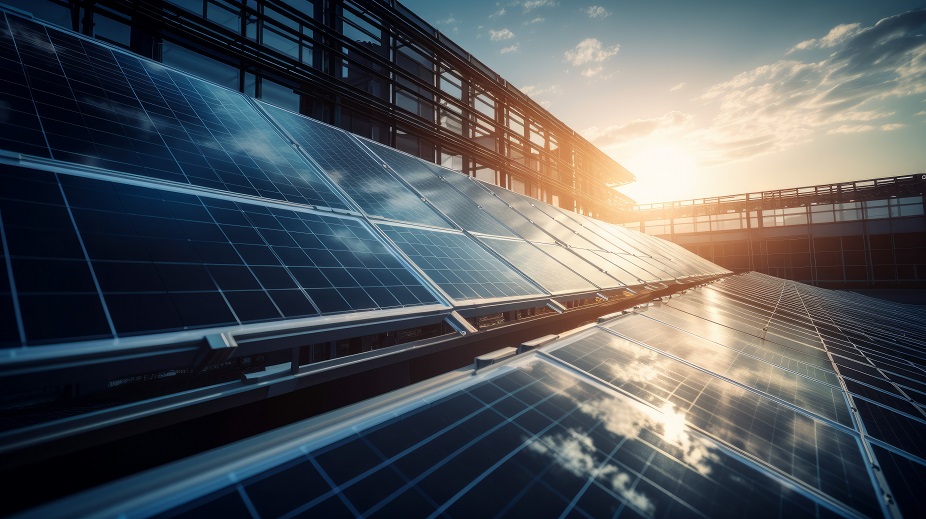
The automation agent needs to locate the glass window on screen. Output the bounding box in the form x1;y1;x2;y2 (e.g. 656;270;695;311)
508;110;525;137
93;14;132;48
441;152;463;172
439;106;463;135
263;24;299;59
473;164;496;184
440;71;462;100
162;41;240;89
206;0;241;32
167;0;204;15
260;79;299;110
865;200;889;219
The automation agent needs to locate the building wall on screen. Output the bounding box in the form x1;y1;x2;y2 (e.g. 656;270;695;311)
3;0;633;218
619;176;926;289
669;218;926;289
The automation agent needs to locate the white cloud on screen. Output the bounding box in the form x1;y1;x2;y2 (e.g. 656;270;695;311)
670;82;687;92
500;44;520;54
564;38;620;66
582;66;604;77
490;28;515;41
827;124;875;135
528;428;655;516
436;15;457;26
524;16;545;25
516;0;556;11
583;111;694;146
696;9;926;165
820;23;864;48
490;8;506;19
825;122;901;135
584;6;611;19
520;84;561;97
788;23;863;54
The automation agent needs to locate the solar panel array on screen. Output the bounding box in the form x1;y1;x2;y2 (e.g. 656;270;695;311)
45;273;925;518
0;10;726;348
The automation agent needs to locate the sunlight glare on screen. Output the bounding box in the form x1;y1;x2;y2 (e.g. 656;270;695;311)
616;141;701;204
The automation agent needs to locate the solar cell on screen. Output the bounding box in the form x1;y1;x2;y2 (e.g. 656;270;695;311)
547;328;878;515
483;184;594;248
361;141;518;237
113;359;867;518
437;173;554;243
477;237;596;294
2;17;348;210
379;224;542;301
260;103;452;229
533;242;625;289
0;164;440;344
0;14;50;158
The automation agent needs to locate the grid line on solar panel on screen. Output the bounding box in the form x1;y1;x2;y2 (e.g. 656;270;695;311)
2;16;349;210
0;167;113;344
640;307;839;385
155;359;866;519
533;243;626;289
258;102;452;229
0;164;440;344
0;14;52;159
359;141;519;238
436;173;555;243
853;397;926;462
545;328;878;514
482;184;596;248
476;237;598;295
598;318;853;427
591;249;662;283
565;247;638;285
378;224;542;301
0;207;26;347
869;443;926;519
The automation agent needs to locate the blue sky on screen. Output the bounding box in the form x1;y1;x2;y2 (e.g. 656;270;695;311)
400;1;926;203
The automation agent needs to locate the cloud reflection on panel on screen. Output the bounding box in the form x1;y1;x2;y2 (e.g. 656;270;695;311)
547;329;878;513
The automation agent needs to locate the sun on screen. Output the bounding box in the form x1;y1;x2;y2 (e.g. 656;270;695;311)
616;141;701;204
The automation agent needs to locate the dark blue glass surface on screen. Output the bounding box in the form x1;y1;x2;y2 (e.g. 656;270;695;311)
261;103;451;228
379;224;541;301
2;17;348;210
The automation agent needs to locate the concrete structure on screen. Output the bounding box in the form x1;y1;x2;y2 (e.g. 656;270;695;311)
619;175;926;289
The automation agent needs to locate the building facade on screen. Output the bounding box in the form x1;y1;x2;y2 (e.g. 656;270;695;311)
3;0;634;218
619;175;926;289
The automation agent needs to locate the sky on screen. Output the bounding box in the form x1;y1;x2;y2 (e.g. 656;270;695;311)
399;0;926;204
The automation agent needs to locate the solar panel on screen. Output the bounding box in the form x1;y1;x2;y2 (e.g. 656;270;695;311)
0;14;50;159
640;306;839;385
476;237;597;294
0;166;113;344
2;16;349;210
0;164;440;345
378;224;542;301
600;314;853;426
869;444;926;519
532;243;626;289
260;103;452;229
99;358;869;519
436;173;554;243
27;272;926;519
360;141;518;238
483;184;595;248
591;250;664;283
546;328;878;515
